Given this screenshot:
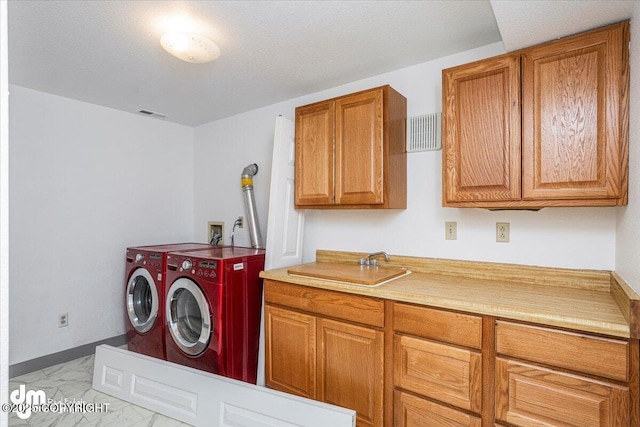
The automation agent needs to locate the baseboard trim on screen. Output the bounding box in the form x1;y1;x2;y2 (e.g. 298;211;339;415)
9;334;127;378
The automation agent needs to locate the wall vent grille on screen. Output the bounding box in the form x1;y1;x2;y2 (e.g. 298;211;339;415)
406;113;441;152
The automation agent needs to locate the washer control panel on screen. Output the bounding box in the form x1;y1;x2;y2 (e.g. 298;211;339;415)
169;254;221;282
195;259;219;279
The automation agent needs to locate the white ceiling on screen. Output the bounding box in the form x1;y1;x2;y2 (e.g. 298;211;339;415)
490;0;635;51
7;1;635;127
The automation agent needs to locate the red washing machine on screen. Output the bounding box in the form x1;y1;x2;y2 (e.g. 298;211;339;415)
164;246;265;384
124;243;214;360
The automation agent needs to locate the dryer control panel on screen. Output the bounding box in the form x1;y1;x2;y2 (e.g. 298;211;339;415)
126;250;162;269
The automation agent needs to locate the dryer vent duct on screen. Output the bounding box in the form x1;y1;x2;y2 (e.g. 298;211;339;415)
241;163;264;249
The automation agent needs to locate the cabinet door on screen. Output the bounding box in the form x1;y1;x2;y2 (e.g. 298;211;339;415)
335;89;384;205
317;318;384;427
496;358;630;427
442;54;521;204
295;101;335;206
264;305;316;399
395;391;481;427
522;23;626;201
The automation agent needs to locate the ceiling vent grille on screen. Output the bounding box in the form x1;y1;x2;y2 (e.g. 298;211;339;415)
137;109;167;119
406;113;441;152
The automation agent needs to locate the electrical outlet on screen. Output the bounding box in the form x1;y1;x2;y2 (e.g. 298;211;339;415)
445;221;457;240
59;313;68;328
238;216;244;228
496;222;510;243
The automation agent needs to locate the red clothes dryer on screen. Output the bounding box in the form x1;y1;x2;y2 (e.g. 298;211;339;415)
164;246;265;384
124;243;214;360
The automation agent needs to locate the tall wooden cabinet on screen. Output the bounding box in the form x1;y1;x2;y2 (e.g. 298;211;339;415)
295;85;407;209
443;21;629;208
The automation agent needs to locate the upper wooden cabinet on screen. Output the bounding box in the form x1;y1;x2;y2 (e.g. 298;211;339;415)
443;21;629;208
443;54;522;204
295;85;407;209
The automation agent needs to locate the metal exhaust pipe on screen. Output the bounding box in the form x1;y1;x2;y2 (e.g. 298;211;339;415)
241;163;264;249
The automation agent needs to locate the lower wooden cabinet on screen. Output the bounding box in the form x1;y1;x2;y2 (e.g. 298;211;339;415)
394;391;481;427
264;281;385;427
496;358;630;427
264;281;639;427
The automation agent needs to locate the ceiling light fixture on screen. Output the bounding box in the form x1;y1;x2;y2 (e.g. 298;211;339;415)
160;31;220;64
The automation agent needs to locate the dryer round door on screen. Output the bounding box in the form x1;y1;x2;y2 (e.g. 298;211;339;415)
166;278;212;356
126;268;159;334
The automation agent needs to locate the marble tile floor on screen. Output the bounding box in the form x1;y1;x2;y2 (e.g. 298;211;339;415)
8;353;192;427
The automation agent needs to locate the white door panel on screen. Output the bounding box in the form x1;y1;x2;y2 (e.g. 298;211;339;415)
93;346;355;427
264;115;304;270
258;116;304;386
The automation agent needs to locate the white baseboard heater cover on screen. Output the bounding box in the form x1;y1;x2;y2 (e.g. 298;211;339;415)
92;345;355;427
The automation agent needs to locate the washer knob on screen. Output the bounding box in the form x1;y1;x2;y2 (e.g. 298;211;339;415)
135;253;144;262
182;259;192;270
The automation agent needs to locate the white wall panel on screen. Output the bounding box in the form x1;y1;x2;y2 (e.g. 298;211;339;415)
8;86;194;364
616;5;640;293
1;1;10;424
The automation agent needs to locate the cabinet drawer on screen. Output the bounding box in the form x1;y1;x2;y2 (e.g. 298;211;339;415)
394;390;481;427
394;334;482;413
393;302;482;349
264;280;384;327
496;321;628;381
496;358;630;427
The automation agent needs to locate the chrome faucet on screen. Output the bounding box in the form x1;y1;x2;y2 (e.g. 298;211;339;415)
359;251;390;267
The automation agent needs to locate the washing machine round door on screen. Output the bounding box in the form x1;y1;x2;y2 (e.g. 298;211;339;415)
166;278;212;356
126;268;159;334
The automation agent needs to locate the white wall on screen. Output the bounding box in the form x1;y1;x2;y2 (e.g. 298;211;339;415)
9;86;195;364
193;111;279;248
616;6;640;293
194;41;617;271
1;1;10;424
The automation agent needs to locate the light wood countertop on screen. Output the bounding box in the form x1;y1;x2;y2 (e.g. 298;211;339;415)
260;251;638;339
